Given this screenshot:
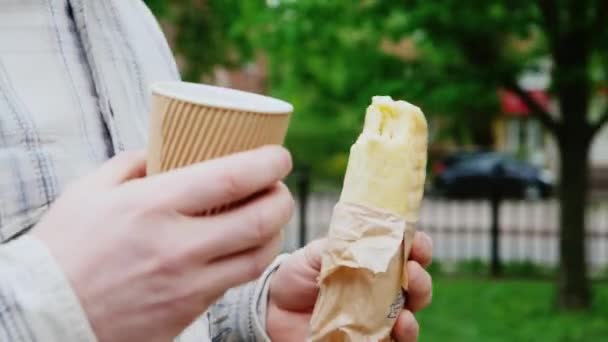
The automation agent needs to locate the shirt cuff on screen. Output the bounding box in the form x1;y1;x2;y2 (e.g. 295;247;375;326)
250;253;290;341
1;235;98;342
208;253;290;341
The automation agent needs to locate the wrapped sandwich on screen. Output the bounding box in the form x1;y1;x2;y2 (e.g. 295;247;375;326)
309;96;428;341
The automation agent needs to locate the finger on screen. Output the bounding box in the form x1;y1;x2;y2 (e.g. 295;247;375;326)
392;309;419;342
268;238;325;311
409;231;433;267
193;182;293;260
266;306;312;342
405;261;432;312
90;150;147;187
139;145;292;214
302;238;325;272
203;229;284;296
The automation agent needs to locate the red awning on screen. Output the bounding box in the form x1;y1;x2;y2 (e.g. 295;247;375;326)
499;89;550;117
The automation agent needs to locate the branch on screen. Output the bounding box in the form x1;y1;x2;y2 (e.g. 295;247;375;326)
594;0;608;33
591;107;608;137
503;81;559;133
538;0;559;47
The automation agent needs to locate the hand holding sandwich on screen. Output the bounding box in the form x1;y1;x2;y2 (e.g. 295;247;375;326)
267;234;433;341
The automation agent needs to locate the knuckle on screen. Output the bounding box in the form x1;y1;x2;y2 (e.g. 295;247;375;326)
154;245;187;276
121;232;166;271
303;238;325;270
131;191;168;219
219;171;243;199
251;252;271;278
132;199;164;221
156;255;180;276
250;209;272;245
417;232;433;265
124;210;183;261
401;312;419;340
274;183;295;225
243;258;263;281
275;147;293;173
244;264;259;280
407;261;425;288
407;264;432;311
279;183;295;212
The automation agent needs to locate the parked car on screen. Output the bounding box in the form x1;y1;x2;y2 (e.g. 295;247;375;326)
432;152;554;199
431;150;490;175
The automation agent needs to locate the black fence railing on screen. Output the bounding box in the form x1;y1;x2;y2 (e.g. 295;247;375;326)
283;192;608;275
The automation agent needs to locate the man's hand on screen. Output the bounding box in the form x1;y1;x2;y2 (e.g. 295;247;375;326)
267;233;433;341
33;146;294;342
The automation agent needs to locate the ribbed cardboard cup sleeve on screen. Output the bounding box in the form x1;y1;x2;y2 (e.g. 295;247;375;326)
147;82;292;175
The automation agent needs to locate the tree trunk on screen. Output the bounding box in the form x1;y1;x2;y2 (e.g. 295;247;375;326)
557;134;591;309
470;113;495;148
296;166;311;248
551;18;593;310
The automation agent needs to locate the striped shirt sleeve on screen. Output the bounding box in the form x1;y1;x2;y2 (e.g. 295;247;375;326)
1;235;289;342
0;235;97;342
207;255;289;342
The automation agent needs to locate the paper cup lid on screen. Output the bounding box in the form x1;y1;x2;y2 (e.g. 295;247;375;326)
151;81;293;114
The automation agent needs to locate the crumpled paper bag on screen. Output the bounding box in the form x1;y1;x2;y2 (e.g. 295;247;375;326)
309;202;416;342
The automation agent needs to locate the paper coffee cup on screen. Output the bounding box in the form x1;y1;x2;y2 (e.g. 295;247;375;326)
147;81;292;175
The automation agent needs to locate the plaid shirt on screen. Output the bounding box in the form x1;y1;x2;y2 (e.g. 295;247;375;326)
0;1;274;341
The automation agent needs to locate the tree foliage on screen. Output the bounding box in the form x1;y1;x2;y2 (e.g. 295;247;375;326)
146;0;608;309
145;1;608;173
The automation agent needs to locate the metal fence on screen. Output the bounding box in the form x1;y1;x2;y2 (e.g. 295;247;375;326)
283;193;608;272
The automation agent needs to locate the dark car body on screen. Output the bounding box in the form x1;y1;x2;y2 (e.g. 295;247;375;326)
432;152;554;199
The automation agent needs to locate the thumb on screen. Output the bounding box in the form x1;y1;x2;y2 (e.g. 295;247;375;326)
88;150;147;188
269;239;326;311
302;238;325;272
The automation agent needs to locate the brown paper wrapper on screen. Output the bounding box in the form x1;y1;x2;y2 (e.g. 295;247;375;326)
147;82;291;175
310;202;416;342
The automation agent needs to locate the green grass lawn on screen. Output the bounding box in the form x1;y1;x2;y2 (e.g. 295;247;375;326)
416;277;608;341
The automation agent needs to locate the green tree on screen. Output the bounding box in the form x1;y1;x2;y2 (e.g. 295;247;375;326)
397;0;608;310
143;0;169;17
147;0;608;309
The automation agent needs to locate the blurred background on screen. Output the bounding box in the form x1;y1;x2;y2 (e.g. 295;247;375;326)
144;1;608;340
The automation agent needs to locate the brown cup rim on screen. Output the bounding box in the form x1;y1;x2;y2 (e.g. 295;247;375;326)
150;81;293;115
